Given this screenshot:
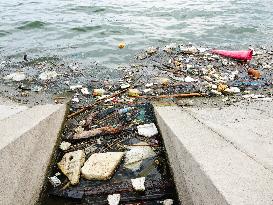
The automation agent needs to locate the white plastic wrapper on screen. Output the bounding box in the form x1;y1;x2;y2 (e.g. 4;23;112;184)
107;194;120;205
137;123;158;137
131;177;145;191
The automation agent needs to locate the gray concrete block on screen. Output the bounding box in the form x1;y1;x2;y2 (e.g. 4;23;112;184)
154;104;273;205
0;97;28;121
0;104;67;205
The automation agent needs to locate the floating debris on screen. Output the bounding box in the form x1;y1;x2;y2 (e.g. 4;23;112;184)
120;83;130;89
72;126;122;140
4;72;26;82
128;88;141;97
131;177;146;191
59;141;71;151
124;142;156;171
163;199;174;205
81;87;90;95
118;41;126;49
39;71;58;80
70;85;83;90
81;152;124;180
57;150;85;185
93;88;106;96
107;194;121;205
137;123;158;137
248;68;261;79
48;176;61;187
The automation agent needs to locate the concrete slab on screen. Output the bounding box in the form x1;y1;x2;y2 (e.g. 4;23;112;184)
154;103;273;205
187;101;273;173
0;103;67;205
0;97;28;120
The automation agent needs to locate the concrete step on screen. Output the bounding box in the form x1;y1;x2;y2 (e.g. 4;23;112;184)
154;101;273;205
0;103;67;205
0;97;28;120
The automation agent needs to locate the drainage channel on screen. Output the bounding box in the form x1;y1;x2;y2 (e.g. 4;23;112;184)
39;102;179;205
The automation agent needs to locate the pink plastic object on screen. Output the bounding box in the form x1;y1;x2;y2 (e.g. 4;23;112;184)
211;49;253;61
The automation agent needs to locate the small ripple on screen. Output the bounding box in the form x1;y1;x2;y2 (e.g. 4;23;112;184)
0;30;10;37
70;5;105;13
71;25;102;32
230;27;258;34
17;21;47;30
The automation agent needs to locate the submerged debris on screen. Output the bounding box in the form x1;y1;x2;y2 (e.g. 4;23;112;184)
59;141;71;151
72;126;122;140
4;72;26;82
57;150;85;185
131;177;146;191
124;142;156;171
137;123;158;137
48;176;61;187
107;194;121;205
81;152;124;180
40;43;273;204
39;71;58;80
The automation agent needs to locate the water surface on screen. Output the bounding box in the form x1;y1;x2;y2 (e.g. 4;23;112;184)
0;0;272;67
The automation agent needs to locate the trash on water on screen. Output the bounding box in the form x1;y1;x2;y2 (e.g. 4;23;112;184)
57;150;85;185
145;83;153;87
70;85;83;90
118;41;126;49
159;78;170;86
179;45;198;54
163;199;174;205
59;141;71;151
124;142;156;171
217;83;228;93
185;76;197;83
107;194;121;205
242;94;266;99
72;126;122;140
39;71;58;80
131;177;146;191
93;88;106;96
118;107;134;114
4;72;26;82
248;68;261;79
211;49;253;61
137;123;158;137
81;152;124;180
128;89;141;97
146;47;157;55
163;43;177;53
81;87;90;95
48;176;61;187
72;96;80;103
120;83;130;89
224;87;240;94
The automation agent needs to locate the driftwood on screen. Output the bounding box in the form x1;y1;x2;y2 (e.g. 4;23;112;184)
72;126;122;140
132;92;204;99
67;88;128;119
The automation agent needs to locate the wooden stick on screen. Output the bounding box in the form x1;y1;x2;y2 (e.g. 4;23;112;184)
67;88;128;118
132;93;204;99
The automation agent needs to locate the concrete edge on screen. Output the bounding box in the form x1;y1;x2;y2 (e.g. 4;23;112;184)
0;103;67;205
154;105;273;205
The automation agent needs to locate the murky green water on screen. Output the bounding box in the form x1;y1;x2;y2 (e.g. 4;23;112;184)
0;0;273;67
